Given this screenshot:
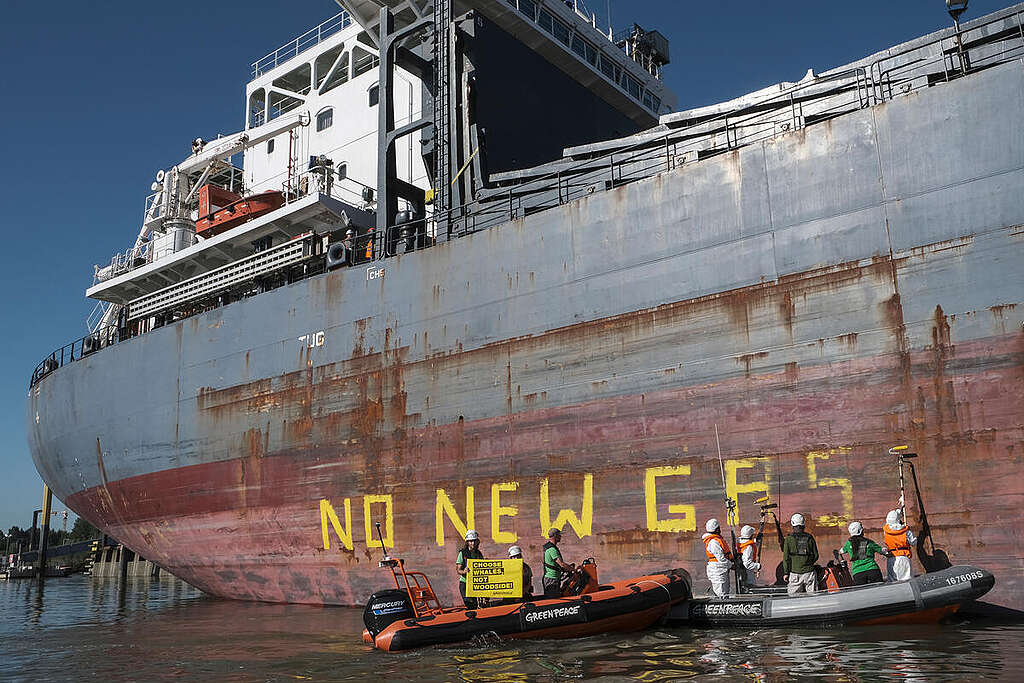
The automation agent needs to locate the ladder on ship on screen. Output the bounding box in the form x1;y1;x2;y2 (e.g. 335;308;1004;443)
433;0;452;229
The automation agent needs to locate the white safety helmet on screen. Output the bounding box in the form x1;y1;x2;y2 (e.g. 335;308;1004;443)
790;513;805;527
507;545;522;558
705;518;720;533
848;521;864;536
886;510;902;527
464;529;480;541
739;525;756;539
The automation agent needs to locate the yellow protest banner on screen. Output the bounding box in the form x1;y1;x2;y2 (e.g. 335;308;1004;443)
465;558;523;598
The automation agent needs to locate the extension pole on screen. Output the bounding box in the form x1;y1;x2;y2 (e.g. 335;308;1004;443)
889;445;916;523
714;424;740;593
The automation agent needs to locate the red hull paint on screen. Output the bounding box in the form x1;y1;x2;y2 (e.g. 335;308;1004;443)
67;330;1024;608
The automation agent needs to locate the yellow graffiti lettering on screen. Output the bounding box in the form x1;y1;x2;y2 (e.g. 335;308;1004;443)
806;448;853;527
363;494;393;549
319;498;353;551
435;486;475;547
644;465;697;533
491;482;519;543
540;474;593;538
725;458;770;521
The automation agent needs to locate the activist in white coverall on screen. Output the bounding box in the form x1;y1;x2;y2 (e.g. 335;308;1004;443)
884;509;918;581
738;525;761;588
702;518;733;597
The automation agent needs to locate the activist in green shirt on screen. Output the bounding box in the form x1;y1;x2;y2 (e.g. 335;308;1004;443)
841;521;892;586
782;513;819;595
455;529;484;608
542;528;574;598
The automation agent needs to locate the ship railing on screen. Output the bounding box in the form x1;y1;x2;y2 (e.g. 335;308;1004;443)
251;11;353;79
453;66;872;237
454;5;1024;239
98;242;152;284
30;325;125;388
144;191;165;225
869;7;1024;103
32;7;1024;387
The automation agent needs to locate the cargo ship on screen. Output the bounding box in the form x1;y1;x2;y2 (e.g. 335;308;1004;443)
26;0;1024;609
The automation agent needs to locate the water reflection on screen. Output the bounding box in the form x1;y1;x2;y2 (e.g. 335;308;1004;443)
1;576;1021;681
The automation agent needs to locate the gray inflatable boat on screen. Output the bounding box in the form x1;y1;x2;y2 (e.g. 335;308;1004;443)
667;565;994;627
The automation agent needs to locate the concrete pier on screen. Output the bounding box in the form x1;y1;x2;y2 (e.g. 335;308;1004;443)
89;544;161;579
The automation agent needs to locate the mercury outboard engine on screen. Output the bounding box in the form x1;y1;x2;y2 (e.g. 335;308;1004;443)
362;589;415;637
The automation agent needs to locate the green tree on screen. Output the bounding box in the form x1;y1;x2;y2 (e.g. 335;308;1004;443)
69;517;100;543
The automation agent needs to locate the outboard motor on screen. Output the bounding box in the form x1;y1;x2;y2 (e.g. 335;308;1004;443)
560;557;599;596
362;588;415;638
818;550;854;593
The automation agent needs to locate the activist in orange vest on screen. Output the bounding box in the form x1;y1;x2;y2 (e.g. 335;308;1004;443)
883;509;918;581
737;525;761;589
702;518;733;597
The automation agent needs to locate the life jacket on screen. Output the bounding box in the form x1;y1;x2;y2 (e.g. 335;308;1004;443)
738;538;758;563
543;541;566;576
788;531;813;556
884;525;912;557
704;533;734;562
365;228;374;259
456;546;483;567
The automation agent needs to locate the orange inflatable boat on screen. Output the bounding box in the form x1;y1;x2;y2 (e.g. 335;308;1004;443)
361;553;690;652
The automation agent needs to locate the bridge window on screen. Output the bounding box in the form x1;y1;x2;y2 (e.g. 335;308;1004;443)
267;139;274;154
518;0;536;20
320;52;350;94
273;63;311;96
316;107;333;132
353;46;378;77
315;44;345;88
623;74;642;100
269;91;303;120
248;88;266;128
572;34;587;59
538;9;552;33
368;84;379;107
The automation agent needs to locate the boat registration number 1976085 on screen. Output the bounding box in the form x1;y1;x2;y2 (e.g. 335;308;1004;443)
946;571;984;586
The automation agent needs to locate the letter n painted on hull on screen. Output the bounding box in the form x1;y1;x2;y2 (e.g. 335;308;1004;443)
320;498;354;551
436;486;475;546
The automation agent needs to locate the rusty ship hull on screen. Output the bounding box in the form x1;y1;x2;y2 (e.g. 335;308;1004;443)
27;13;1024;608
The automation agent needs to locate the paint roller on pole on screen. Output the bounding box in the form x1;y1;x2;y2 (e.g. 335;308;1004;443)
888;445;918;521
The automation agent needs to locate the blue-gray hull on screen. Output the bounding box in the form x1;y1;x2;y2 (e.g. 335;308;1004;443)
26;34;1024;606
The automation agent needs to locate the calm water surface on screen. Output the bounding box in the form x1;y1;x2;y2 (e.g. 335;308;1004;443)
1;575;1021;681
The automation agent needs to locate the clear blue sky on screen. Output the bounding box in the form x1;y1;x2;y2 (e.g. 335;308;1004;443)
0;0;1011;532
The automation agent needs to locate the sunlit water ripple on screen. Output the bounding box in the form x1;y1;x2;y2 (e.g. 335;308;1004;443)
2;575;1021;681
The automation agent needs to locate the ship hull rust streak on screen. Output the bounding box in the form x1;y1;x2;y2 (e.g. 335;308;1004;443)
28;54;1024;609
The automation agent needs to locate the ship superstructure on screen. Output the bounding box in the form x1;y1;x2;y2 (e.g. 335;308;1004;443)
27;3;1024;609
76;0;674;340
